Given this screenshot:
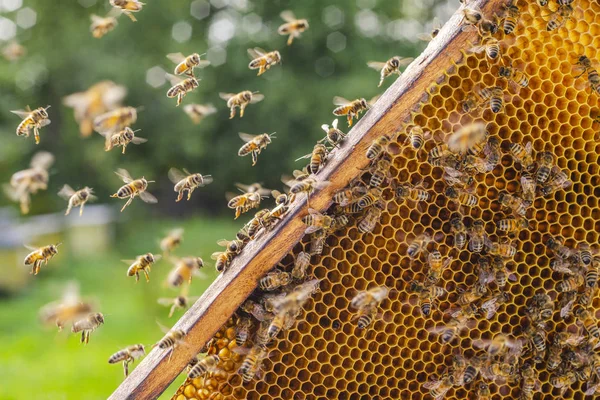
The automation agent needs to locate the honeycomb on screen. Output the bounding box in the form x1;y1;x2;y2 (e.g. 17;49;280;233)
170;0;600;399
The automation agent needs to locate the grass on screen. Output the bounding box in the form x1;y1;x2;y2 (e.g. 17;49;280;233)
0;216;237;400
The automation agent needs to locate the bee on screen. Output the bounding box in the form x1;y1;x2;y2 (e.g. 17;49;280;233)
520;363;540;400
58;185;96;216
186;354;220;379
296;143;329;175
447;122;488;155
550;371;577;396
579;287;594;309
366;135;391;160
309;229;327;255
450;215;468;249
102;127;147;154
235;317;253;346
520;173;537;203
167;257;205;287
182;103;217;125
462;86;504;114
238;132;276;166
404;125;431;154
110;169;157;212
501;0;521;34
108;344;145;377
259;270;292;291
63;81;127;137
557;274;585;293
167;52;210;78
211;250;235;273
332;96;369;127
488;240;517;259
423;375;453;400
160;228;184;257
462;155;495;174
458;284;488;306
469;37;501;61
442;166;475;188
109;0;144;22
266;310;299;343
481;291;510;319
351;286;390;311
407;232;433;259
248;48;281;76
541;169;572;196
446;186;479;210
546;236;574;259
240;300;273;322
38;281;94;331
546;4;574;31
320;119;346;147
417;17;442;42
426;250;451;284
353;305;378;329
496;216;529;235
93;106;138;135
451;353;479;386
268;280;320;317
498;192;530;217
219;90;264;119
536;151;556;184
491;255;517;289
498;64;529;89
484;137;501;166
125;253;161;283
410;281;446;316
428;316;474;344
71;312;105;344
574;56;600;95
546;337;563;371
574;306;600;340
476;382;491;400
333;182;366;206
287;177;330;208
473;334;524;356
6;151;54;214
238;345;269;383
157;295;198;318
90;13;118;38
2;41;26;62
302;208;333;235
355;187;383;210
526;293;555;322
292;251;311;281
278;10;309;45
462;5;499;36
393;180;430;210
558;290;578;319
24;243;62;276
166;74;199;106
358;201;385;234
367;56;414;87
217;238;246;256
11;105;51;144
152;324;187;362
168;168;213;202
576;242;595;267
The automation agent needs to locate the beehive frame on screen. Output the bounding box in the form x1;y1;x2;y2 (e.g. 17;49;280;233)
109;0;600;398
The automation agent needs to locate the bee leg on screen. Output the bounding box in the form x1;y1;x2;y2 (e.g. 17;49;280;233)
125;12;137;22
56;320;63;331
240;104;247;118
34;127;40;144
79;203;85;217
229;107;235;119
167;348;174;363
123;361;129;377
143;269;150;283
122;145;127;154
187;188;194;201
135;272;139;283
176;191;183;202
65;203;72;216
251;151;258;166
287;35;293;46
81;331;86;344
121;196;134;212
347;114;353;127
177;94;183;107
169;305;175;318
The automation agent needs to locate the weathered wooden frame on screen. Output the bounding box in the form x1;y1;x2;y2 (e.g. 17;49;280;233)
108;1;502;398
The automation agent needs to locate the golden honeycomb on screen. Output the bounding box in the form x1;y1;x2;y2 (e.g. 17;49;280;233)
171;0;600;399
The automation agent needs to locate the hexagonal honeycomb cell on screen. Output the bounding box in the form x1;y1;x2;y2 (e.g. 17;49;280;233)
171;1;600;399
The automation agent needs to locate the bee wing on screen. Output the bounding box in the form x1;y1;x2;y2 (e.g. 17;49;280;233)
432;17;442;30
168;168;187;184
525;141;533;154
30;151;55;170
157;298;175;306
560;299;576;318
247;47;265;59
234;182;253;192
131;136;147;145
58;184;76;199
210;251;224;260
197;104;217;114
239;132;257;143
216;239;230;247
197;59;211;68
332;119;338;129
24;244;38;251
366;61;386;71
250;93;264;104
121;259;136;265
90;14;104;23
295;153;312;161
38;119;51;128
320;124;330;133
313;180;331;190
10;109;31;118
139;191;158;204
219;92;235;101
166;52;186;64
102;84;127;107
62;92;89;109
469;44;487;54
280;10;297;22
115;169;133;183
416;33;433;41
166;73;184;86
396;57;414;67
368;95;380;106
333;96;351;106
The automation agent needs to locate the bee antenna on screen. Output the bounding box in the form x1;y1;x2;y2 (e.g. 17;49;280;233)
146;180;156;183
45;105;52;110
55;242;63;247
136;106;145;112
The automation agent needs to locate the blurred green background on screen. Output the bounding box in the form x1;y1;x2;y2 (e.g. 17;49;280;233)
0;0;453;398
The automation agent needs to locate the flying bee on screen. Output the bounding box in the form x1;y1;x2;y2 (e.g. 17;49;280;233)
291;251;311;281
469;37;501;61
520;173;536;203
124;253;161;283
536;151;556;184
498;63;529;90
259;270;292;291
446;186;479;211
286;177;330;208
481;291;510;319
110;169;157;212
168;168;212;202
93;106;138;135
227;191;265;219
102;127;147;154
219;90;264;119
278;10;309;45
240;300;273;322
5;151;54;214
90;13;118;38
38;281;94;331
188;354;221;379
468;220;488;253
496;216;529;235
268;279;320;317
248;48;281;76
11;105;51;145
108;344;145;377
319;119;346;147
238;132;276;166
498;192;530;217
358;201;385;234
332;96;369;127
423;375;453;400
302;208;333;235
546;236;574;259
410;280;446;316
367;56;414;87
351;286;389;328
508;141;535;171
160;228;184;257
71;312;105;344
488;240;517;259
109;0;144;22
541;168;572;196
426;250;452;284
182;103;216;125
166;257;204;287
152;323;187;362
166;74;199;106
296;143;329;174
167;52;210;78
58;185;96;216
491;256;517;289
158;295;198;318
447;122;488;155
546;4;574;31
407;232;434;259
24;243;61;276
404;125;431;155
367;135;391;160
450;215;468;249
417;17;442;42
238;345;269;383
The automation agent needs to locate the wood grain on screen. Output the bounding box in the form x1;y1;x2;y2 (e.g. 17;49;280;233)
108;1;503;398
